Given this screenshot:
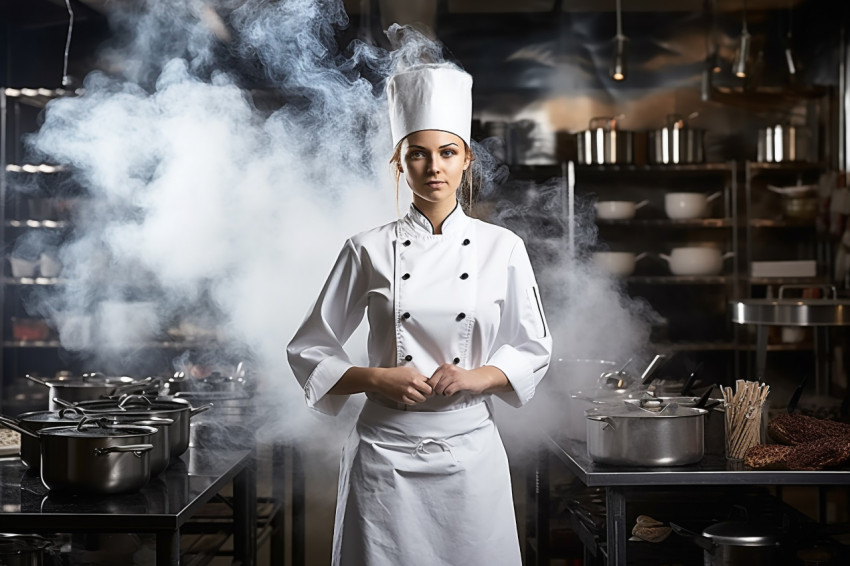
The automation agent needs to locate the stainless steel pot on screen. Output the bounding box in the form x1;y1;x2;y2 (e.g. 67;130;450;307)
0;408;84;470
624;396;726;455
4;418;155;494
99;415;173;476
586;403;707;466
672;521;782;566
757;124;814;162
53;395;211;457
648;114;706;164
26;373;157;411
0;534;53;566
576;117;634;164
732;285;850;326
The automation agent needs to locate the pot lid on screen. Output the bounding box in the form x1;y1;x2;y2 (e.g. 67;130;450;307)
17;409;84;423
70;397;191;413
45;372;135;386
586;403;707;418
38;422;157;438
702;521;781;546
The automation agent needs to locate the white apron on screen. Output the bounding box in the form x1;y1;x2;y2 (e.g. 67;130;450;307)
333;400;521;566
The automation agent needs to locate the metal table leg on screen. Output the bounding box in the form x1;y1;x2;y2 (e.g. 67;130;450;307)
156;530;179;566
233;454;258;566
756;324;769;381
606;486;627;566
293;446;306;566
271;442;287;565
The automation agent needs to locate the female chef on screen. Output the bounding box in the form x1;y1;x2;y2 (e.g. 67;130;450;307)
287;63;552;566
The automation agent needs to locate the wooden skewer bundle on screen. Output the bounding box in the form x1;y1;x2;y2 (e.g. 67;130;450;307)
722;380;770;460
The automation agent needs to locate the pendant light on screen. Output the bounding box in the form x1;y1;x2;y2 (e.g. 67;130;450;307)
707;0;722;74
611;0;628;81
784;2;798;77
733;0;750;78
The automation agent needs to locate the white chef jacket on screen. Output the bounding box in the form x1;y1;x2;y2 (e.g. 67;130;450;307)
288;202;553;566
287;202;552;414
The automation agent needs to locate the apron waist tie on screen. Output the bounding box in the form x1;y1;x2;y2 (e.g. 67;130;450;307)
412;438;452;457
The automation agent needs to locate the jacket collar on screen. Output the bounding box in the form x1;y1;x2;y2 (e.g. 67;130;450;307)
405;201;468;235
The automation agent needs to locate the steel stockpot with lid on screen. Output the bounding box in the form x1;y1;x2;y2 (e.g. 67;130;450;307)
586;402;707;466
53;395;211;457
0;534;54;566
576;117;634;164
671;521;782;566
648;113;706;164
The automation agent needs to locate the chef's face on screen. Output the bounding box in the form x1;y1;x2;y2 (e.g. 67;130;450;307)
399;130;470;207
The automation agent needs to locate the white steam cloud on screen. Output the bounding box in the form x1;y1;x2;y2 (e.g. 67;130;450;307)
24;0;655;450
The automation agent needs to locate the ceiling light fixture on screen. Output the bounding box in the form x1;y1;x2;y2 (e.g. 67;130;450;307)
784;3;798;77
733;0;750;78
611;0;628;81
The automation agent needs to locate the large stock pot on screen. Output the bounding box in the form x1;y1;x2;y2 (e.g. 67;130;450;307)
576;117;634;164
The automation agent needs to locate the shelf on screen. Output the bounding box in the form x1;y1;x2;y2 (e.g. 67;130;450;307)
508;162;733;180
746;162;827;176
3;87;80;108
626;275;730;285
3;340;61;348
746;276;830;285
748;218;816;228
5;164;66;174
597;218;733;228
4;277;65;285
652;341;738;352
5;220;71;229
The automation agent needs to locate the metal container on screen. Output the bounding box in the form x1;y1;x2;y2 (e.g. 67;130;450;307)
586;403;707;466
25;373;156;411
0;408;84;470
672;521;782;566
757;124;813;162
648;114;706;164
576;117;634;164
53;395;210;457
99;415;173;476
625;396;725;455
731;286;850;327
0;534;53;566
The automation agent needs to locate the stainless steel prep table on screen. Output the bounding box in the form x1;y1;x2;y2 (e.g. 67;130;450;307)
535;432;850;566
0;447;256;565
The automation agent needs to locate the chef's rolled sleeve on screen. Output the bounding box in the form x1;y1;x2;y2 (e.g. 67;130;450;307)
488;239;553;407
287;239;368;416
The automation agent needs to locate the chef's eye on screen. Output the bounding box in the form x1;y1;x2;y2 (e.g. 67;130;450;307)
441;149;457;157
407;150;425;159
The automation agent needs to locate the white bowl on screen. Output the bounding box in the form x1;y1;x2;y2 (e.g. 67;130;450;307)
9;256;39;278
664;192;720;219
595;200;648;220
593;251;646;276
659;247;733;276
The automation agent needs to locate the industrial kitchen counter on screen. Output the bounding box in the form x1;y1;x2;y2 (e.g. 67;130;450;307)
0;447;257;566
532;432;850;566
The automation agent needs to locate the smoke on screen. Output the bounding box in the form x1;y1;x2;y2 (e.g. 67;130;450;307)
22;0;656;452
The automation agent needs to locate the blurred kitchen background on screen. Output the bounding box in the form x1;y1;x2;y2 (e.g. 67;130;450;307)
1;0;850;565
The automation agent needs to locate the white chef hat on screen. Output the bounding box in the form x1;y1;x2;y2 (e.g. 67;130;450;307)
386;63;473;149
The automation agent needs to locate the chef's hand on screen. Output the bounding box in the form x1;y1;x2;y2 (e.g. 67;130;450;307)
373;367;433;405
428;364;511;396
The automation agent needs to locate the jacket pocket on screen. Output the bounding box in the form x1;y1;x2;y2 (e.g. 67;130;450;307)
526;286;547;338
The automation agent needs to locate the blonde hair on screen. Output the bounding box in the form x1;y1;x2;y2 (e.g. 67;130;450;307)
390;142;477;217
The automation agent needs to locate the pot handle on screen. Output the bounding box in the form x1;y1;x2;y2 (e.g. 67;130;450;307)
58;407;84;418
52;397;77;409
634;200;650;210
722;251;735;260
24;374;49;387
118;394;154;408
658;253;671;263
190;404;214;417
778;284;837;300
77;416;110;431
669;522;715;552
634;252;648;261
94;444;154;458
705;191;722;203
586;415;617;430
0;414;38;438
